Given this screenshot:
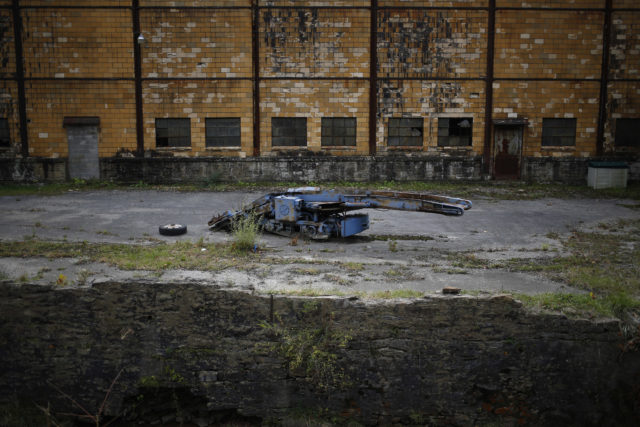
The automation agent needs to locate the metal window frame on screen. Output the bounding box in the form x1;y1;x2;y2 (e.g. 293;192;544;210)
205;117;242;148
437;117;473;147
271;117;307;147
0;118;10;147
614;118;640;148
387;117;423;147
321;117;357;147
541;118;577;147
155;118;191;148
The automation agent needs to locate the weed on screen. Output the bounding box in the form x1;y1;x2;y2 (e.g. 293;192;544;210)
343;261;364;272
388;240;398;252
370;289;424;299
56;274;68;286
260;306;352;393
291;267;321;275
231;211;261;252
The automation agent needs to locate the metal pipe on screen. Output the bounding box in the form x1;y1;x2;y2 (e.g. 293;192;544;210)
482;0;496;176
596;0;612;156
12;0;28;158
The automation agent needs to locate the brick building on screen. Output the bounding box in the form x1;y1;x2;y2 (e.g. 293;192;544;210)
0;0;638;182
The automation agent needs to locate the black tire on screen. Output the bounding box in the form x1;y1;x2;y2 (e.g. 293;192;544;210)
159;223;187;236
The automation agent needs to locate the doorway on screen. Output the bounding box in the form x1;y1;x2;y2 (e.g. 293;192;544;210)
493;124;523;180
64;117;100;180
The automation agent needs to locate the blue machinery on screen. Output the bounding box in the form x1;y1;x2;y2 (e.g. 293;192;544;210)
208;187;472;240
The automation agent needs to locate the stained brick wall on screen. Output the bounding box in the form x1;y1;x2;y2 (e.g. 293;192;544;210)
21;8;133;79
259;79;369;155
0;0;638;181
140;8;251;79
143;79;253;156
493;81;600;157
26;81;136;157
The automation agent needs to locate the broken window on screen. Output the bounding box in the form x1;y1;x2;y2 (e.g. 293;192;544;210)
321;117;357;147
541;118;576;147
155;118;191;148
615;118;640;148
272;117;307;147
438;117;473;147
0;119;9;147
206;118;241;148
388;118;423;147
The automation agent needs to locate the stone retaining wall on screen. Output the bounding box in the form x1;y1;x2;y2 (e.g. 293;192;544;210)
1;281;638;425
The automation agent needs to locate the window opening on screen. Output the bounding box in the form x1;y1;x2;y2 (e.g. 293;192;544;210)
155;118;191;148
206;118;241;148
541;118;576;147
0;119;9;147
615;118;640;148
321;117;356;147
388;117;423;146
272;117;307;147
438;117;473;147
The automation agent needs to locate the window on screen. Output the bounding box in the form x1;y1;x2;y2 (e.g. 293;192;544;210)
615;118;640;148
321;117;356;147
388;118;423;146
272;117;307;147
542;118;576;147
438;117;473;147
155;118;190;148
0;119;9;147
206;118;241;148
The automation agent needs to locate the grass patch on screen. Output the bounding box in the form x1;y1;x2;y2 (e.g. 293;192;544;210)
0;239;261;273
231;211;261;252
370;289;424;299
516;292;640;319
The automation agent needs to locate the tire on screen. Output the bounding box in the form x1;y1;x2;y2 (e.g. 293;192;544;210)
159;223;187;236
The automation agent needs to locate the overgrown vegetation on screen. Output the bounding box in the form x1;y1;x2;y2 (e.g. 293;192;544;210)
447;219;640;319
2;180;640;201
260;301;352;393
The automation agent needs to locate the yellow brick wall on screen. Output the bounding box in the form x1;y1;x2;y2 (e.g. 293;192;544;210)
605;81;640;152
22;1;130;5
377;80;486;155
260;1;369;6
610;12;640;80
142;1;250;6
495;10;604;80
260;8;370;78
377;9;487;79
614;0;640;8
259;79;369;155
492;81;600;158
0;9;15;78
140;8;252;79
0;80;20;152
497;0;604;7
21;8;133;79
26;81;137;157
142;79;253;156
380;1;488;7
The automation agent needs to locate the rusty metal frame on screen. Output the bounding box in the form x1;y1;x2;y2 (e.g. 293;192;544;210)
482;0;496;176
12;0;28;158
596;0;612;157
369;0;378;156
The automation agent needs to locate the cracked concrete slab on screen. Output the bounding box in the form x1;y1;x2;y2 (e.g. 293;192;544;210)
1;189;638;295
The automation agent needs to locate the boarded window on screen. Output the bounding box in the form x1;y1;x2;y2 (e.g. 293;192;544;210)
155;118;191;148
321;117;356;147
438;118;473;147
388;118;423;147
615;118;640;147
0;119;9;147
272;117;307;147
542;118;576;147
206;118;241;148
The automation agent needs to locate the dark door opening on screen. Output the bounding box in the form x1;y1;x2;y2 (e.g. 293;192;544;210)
493;125;523;180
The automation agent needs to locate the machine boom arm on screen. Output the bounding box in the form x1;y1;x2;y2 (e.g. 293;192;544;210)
208;187;471;239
